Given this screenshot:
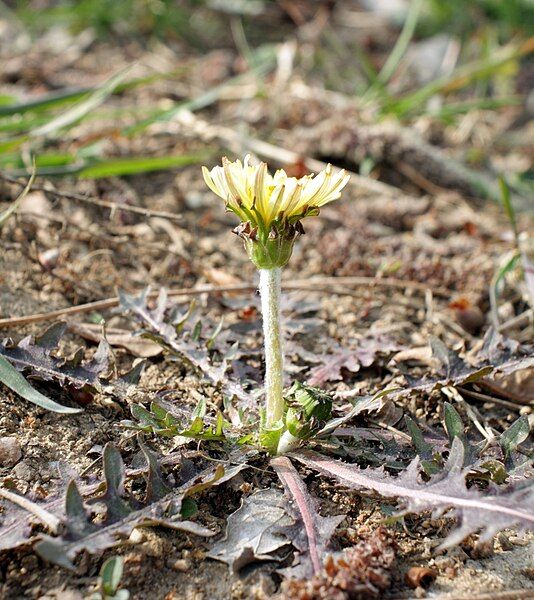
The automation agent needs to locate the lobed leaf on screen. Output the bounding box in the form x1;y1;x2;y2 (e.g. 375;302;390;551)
119;288;252;406
0;443;247;568
292;439;534;548
0;321;144;409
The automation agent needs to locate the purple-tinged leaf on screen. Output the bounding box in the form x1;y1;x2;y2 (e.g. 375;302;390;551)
1;333;108;391
1;445;247;569
292;439;534;548
271;456;344;578
307;350;363;387
119;288;253;406
477;328;534;374
307;336;400;388
0;322;141;406
394;333;534;405
393;341;494;399
318;390;390;437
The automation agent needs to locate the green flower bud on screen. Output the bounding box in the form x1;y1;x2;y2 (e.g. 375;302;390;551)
284;382;332;440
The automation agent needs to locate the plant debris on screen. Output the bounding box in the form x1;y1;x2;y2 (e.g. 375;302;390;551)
281;527;396;600
0;441;247;568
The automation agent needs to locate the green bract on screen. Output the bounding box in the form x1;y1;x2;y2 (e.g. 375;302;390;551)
284;382;332;440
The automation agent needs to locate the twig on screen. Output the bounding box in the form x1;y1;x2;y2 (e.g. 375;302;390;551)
370;420;412;442
479;378;532;406
459;387;527;411
498;309;533;332
0;276;452;329
0;488;61;534
396;160;445;196
0;173;182;222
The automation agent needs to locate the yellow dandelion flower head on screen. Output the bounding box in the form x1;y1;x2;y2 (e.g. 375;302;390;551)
202;155;350;238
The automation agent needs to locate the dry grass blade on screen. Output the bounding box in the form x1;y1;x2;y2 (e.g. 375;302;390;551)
0;165;35;227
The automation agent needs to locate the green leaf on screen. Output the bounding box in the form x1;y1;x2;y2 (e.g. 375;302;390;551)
0;355;82;414
259;418;284;455
284;382;332;440
191;397;207;421
500;415;530;457
443;402;464;443
180;497;198;519
100;556;124;596
405;416;434;460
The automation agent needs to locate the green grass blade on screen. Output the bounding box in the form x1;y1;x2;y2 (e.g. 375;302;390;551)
30;67;131;139
499;177;520;246
0;355;82;414
489;251;521;328
4;151;210;178
377;0;424;86
0;87;95;118
383;38;534;117
425;96;522;120
125;45;276;136
0;152;77;169
77;152;211;179
0;69;187;118
0;94;17;106
0;135;30;154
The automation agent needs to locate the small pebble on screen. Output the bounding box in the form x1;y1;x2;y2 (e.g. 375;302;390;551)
0;436;22;467
13;461;34;482
170;559;190;572
129;528;146;544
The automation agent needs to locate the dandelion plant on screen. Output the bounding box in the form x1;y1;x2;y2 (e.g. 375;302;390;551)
202;156;349;453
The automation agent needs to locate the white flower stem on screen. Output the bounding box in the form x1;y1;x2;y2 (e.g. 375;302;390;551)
259;267;284;428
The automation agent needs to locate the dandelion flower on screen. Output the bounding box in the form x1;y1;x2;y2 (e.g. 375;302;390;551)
202;155;349;268
201;156;349;452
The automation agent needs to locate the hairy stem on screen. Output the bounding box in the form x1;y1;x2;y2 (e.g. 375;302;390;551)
259;267;284;428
